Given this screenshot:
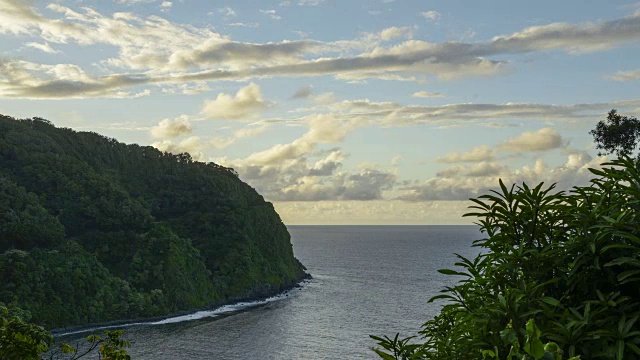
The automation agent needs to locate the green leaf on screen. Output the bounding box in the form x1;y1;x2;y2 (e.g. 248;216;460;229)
373;349;397;360
437;269;470;277
524;319;545;359
540;297;561;307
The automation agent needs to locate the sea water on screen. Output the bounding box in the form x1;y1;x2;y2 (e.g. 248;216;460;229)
58;225;482;359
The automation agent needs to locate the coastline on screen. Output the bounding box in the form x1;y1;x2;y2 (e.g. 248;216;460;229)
51;272;312;337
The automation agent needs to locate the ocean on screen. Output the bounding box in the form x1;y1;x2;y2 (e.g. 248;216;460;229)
58;225;482;359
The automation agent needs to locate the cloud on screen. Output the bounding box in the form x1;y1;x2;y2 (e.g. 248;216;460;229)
25;42;58;53
3;3;640;98
498;128;566;152
211;123;271;148
333;97;640;127
166;39;323;70
436;162;507;178
489;13;640;53
379;26;412;41
228;22;259;28
211;114;384;202
291;85;313;99
150;115;192;138
412;91;445;98
220;157;392;202
244;114;359;165
308;150;345;176
257;166;396;202
610;70;640;81
159;1;172;12
273;200;472;225
299;0;325;5
437;145;495;163
217;7;236;18
280;0;325;6
201;83;267;120
116;0;157;4
421;11;440;22
399;152;605;201
152;136;206;160
169;40;324;70
260;9;281;20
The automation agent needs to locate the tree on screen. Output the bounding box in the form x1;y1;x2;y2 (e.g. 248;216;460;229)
372;157;640;359
590;109;640;157
0;306;131;360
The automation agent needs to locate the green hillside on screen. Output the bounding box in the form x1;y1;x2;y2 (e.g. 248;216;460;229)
0;114;308;329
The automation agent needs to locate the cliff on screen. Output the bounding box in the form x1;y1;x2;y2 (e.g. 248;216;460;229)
0;115;308;329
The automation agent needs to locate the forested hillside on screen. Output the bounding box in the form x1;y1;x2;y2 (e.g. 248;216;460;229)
0;114;308;329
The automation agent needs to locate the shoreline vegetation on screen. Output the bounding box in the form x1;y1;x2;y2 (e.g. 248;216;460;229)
372;111;640;360
51;274;311;337
0;113;309;358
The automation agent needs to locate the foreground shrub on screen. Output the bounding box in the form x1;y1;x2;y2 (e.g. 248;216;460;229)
0;306;130;360
373;157;640;360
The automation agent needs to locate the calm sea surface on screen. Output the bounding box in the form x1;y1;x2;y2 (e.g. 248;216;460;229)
59;225;482;359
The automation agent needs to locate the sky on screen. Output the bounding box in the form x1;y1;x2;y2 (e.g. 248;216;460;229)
1;0;639;224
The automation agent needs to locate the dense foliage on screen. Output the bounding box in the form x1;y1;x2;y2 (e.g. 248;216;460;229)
373;157;640;359
590;110;640;158
0;306;130;360
0;114;307;329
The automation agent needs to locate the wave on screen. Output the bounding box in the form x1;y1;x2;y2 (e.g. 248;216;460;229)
56;280;310;337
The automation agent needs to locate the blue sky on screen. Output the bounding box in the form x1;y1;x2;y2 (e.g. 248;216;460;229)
1;0;639;224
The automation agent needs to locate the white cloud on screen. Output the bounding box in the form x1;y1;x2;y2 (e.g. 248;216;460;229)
160;1;172;12
329;98;640;127
244;114;359;165
218;7;236;18
166;39;322;70
379;26;412;41
152;136;206;160
211;114;385;202
610;70;640;81
273;200;472;225
25;42;58;53
3;2;640;98
421;11;440;22
150;115;192;138
115;0;156;5
436;162;507;178
437;145;495;163
412;91;445;98
498;128;566;152
280;0;325;6
201;83;267;120
312;92;338;105
260;9;282;20
228;22;259;28
399;152;605;201
297;0;325;6
211;123;271;148
308;150;345;176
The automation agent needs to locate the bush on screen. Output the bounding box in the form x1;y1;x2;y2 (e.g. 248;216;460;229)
0;306;131;360
373;157;640;360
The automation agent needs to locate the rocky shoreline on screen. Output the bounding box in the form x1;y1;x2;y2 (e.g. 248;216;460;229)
51;272;312;337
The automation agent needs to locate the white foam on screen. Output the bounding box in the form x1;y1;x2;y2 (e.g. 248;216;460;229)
55;282;309;337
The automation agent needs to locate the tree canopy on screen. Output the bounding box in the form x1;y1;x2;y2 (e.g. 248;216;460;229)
590;109;640;157
374;111;640;359
0;114;307;329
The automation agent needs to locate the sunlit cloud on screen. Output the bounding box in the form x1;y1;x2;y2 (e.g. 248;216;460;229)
201;83;267;120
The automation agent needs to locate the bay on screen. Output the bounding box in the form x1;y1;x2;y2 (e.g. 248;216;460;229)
59;225;481;359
